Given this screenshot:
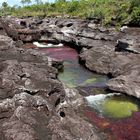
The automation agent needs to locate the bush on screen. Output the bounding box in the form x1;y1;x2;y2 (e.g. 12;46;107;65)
0;0;140;26
130;7;140;26
67;0;79;13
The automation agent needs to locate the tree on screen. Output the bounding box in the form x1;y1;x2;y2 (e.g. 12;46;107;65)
1;2;9;16
2;2;8;8
56;0;66;2
21;0;31;6
35;0;42;4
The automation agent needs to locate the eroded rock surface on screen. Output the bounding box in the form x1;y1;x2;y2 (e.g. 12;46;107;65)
2;16;140;99
0;34;102;140
1;16;140;139
79;27;140;98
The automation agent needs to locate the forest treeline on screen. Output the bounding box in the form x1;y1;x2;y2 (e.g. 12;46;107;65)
0;0;140;26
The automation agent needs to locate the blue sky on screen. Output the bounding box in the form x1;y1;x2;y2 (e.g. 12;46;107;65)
0;0;55;6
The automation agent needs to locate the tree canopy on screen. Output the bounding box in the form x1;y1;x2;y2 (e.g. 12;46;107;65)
21;0;31;5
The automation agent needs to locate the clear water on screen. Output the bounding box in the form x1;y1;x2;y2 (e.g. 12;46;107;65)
36;42;140;140
85;93;140;119
39;45;107;88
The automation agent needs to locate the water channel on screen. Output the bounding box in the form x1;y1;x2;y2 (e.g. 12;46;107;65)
35;42;140;140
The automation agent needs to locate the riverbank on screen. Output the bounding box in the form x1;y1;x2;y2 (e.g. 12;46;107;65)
0;16;140;140
4;16;139;99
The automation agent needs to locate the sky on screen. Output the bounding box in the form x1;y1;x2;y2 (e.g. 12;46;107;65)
0;0;55;6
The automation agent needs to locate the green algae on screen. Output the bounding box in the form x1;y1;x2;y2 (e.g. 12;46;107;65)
80;78;96;86
102;96;139;119
58;71;77;87
58;62;104;88
91;88;107;95
86;94;140;119
63;61;71;66
84;78;96;84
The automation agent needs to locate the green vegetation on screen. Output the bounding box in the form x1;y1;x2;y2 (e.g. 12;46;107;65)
103;96;139;119
58;70;77;88
0;0;140;26
80;78;96;86
87;94;139;119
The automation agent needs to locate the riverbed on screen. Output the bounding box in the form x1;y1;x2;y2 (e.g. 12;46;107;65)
36;42;140;140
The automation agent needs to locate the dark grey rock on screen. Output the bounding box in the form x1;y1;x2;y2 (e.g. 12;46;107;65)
0;34;102;140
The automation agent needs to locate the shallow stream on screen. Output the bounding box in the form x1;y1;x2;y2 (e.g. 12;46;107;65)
36;42;140;140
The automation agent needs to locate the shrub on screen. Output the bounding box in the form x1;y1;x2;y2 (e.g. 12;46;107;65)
130;7;140;26
0;0;140;26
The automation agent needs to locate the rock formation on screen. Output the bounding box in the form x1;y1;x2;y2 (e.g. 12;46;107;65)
0;29;102;139
0;16;140;139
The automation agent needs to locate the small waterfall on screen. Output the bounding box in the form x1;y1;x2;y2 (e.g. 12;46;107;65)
85;93;120;105
85;93;121;114
85;93;139;119
34;39;140;140
33;42;63;48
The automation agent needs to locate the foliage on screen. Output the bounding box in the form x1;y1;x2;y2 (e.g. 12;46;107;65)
129;0;140;26
21;0;31;5
2;2;8;8
130;7;140;26
0;0;140;26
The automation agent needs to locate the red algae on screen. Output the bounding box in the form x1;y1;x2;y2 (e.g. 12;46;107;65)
39;44;140;140
39;46;107;88
85;109;140;140
40;47;78;60
38;43;140;139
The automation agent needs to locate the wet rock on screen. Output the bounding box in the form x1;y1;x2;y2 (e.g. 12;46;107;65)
51;59;64;71
80;42;140;98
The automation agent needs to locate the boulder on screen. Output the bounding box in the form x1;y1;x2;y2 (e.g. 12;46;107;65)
17;29;41;42
79;41;115;74
116;39;140;54
107;66;140;98
115;28;140;54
